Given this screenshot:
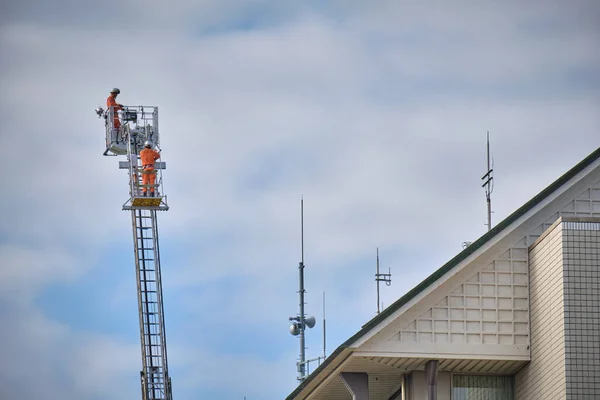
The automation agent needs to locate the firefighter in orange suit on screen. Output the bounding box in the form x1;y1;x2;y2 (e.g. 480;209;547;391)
106;88;124;131
140;141;161;196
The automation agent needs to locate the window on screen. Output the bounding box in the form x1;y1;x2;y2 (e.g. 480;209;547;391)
453;375;514;400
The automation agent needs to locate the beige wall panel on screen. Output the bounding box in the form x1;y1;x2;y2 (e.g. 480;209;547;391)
515;223;566;400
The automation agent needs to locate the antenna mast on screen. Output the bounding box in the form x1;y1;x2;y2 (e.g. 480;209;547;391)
322;291;326;359
299;198;306;379
481;131;494;231
288;198;324;382
375;247;392;314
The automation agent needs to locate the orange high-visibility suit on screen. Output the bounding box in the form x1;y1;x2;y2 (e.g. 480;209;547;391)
106;95;123;130
140;148;161;194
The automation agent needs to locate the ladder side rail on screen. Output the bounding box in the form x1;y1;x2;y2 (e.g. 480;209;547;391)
132;209;150;400
147;215;166;396
141;216;160;399
140;210;167;399
140;213;157;399
151;211;171;387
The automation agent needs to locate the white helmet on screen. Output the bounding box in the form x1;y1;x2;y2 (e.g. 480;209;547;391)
110;88;120;94
144;141;152;148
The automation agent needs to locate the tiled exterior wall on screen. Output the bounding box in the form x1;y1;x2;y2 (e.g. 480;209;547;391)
515;222;566;400
563;221;600;399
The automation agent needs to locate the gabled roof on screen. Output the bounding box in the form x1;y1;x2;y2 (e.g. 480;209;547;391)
286;146;600;400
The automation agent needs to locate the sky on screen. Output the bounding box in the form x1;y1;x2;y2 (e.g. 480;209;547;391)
0;1;599;399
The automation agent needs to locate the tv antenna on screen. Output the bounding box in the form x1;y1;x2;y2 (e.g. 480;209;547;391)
288;198;326;382
375;247;392;314
481;131;494;231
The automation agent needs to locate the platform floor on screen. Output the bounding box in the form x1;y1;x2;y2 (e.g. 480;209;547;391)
131;196;163;207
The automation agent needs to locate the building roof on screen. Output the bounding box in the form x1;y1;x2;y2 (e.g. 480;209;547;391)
286;146;600;400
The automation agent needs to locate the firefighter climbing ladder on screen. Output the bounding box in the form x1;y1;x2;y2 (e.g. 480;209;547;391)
100;104;172;400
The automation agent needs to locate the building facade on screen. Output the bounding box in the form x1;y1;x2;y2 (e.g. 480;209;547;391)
285;148;600;400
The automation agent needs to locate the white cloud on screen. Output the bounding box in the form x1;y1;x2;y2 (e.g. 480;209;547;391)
0;244;83;303
1;1;599;398
0;298;140;400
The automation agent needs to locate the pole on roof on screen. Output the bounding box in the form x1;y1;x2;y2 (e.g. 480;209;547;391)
375;247;392;314
376;248;380;313
288;197;317;383
299;197;306;379
482;131;494;231
322;291;326;359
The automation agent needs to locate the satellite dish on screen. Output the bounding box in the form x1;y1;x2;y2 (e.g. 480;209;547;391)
305;316;316;329
289;323;300;336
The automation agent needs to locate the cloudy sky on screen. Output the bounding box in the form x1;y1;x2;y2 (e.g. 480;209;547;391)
1;1;599;399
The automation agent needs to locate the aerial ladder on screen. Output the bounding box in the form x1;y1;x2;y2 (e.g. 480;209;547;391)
96;99;173;400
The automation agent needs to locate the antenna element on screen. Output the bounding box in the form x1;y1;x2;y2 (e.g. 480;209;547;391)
481;131;494;231
375;247;392;314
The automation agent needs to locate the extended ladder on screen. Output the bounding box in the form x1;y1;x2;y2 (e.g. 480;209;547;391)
102;104;173;400
132;208;172;400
